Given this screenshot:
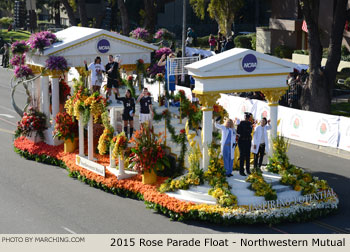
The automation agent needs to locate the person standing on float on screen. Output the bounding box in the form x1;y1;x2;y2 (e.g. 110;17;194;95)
158;53;176;96
116;89;135;138
84;57;105;93
105;55;121;101
136;87;153;127
252;117;271;172
237;112;253;176
215;118;236;177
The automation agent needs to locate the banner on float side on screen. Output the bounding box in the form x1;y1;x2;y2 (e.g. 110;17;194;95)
218;94;256;121
338;116;350;152
279;106;340;148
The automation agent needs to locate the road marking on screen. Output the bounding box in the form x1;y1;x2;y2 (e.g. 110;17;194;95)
312;221;350;234
0;127;14;134
62;226;77;234
0;117;17;126
268;225;289;234
0;113;15;118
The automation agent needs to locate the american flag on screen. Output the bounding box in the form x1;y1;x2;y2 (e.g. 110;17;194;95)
302;20;308;33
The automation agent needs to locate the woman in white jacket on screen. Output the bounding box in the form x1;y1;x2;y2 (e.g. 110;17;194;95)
252;117;271;171
215;118;236;177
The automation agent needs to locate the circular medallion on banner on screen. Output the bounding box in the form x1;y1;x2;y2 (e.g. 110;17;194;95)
97;39;110;53
241;54;258;72
316;119;330;135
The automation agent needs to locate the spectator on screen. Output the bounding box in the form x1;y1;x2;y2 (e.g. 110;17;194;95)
217;32;225;52
158;53;177;96
208;34;216;51
186;27;194;46
0;43;9;68
223;36;234;51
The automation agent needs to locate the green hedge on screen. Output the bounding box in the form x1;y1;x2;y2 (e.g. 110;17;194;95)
234;35;252;49
0;17;13;29
274;45;293;59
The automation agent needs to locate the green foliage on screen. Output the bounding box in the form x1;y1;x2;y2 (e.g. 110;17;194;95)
0;17;13;28
293;49;309;55
246;173;277;201
266;136;291;173
0;29;31;43
190;0;244;36
274;45;293;59
249;33;256;51
234;35;252;49
196;35;210;48
331;102;350;117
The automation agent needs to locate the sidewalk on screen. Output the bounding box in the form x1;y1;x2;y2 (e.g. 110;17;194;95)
288;138;350;160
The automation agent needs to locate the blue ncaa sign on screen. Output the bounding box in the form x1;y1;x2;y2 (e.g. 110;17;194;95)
241;54;257;72
97;39;110;53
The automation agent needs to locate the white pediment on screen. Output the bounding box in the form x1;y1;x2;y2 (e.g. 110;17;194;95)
186;48;297;77
26;26;158;67
185;49;298;93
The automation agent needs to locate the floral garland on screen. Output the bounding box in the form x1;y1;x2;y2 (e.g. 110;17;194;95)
97;112;114;155
15;107;47;140
246;173;277;201
13;137;339;225
159;126;203;193
111;132;128;160
175;90;202;130
205;144;238;207
64;78;107;125
53;112;78;142
59;79;71;103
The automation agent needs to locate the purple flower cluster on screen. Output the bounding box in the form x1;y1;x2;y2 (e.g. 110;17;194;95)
14;65;33;79
154;28;175;41
45;56;68;71
154;29;164;39
147;63;165;77
155;47;173;59
27;31;58;52
130;27;150;40
11;40;29;55
10;54;26;66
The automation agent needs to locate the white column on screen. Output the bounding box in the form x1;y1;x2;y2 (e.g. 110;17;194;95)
88;114;94;160
109;145;116;168
110;107;117;132
202;109;213;171
118;155;125;175
34;77;41;109
79;116;84;156
40;75;50;127
268;103;278;157
51;76;60;128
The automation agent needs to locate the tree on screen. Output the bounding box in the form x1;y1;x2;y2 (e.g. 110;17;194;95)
77;0;88;27
143;0;157;33
60;0;77;26
117;0;130;35
190;0;244;36
299;0;348;113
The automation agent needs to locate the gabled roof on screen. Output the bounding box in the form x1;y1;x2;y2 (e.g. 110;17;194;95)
185;48;297;78
43;26;158;56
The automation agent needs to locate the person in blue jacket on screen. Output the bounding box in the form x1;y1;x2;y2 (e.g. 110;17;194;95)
215;118;236;177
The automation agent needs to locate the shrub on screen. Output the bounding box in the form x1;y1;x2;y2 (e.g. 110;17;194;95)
0;17;13;28
341;45;350;57
196;35;210;48
249;33;256;50
274;45;293;59
234;35;252;49
344;77;350;88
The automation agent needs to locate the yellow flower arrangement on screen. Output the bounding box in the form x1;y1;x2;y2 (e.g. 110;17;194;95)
112;132;128;161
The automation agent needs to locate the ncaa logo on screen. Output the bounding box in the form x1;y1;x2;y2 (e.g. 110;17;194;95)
97;39;110;53
241;54;257;72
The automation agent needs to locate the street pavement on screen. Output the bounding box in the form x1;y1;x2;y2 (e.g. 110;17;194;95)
0;68;349;234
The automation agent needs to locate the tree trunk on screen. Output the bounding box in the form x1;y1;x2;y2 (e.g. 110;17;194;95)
77;0;89;27
143;0;157;33
60;0;77;26
300;0;348;113
54;0;61;28
225;19;233;37
118;0;129;35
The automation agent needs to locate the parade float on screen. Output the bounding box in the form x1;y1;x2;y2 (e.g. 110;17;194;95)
12;27;338;225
